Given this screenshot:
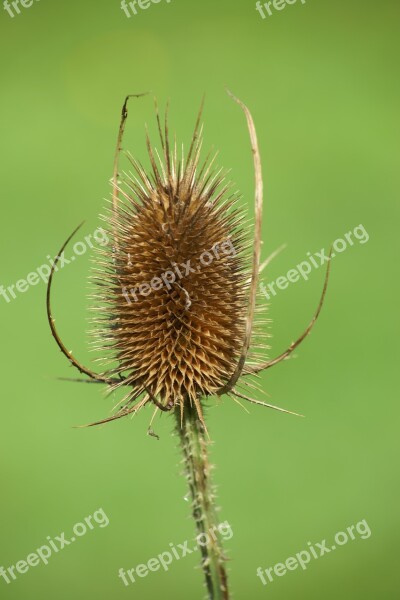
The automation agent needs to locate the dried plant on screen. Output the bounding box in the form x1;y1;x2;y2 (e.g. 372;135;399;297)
47;92;330;599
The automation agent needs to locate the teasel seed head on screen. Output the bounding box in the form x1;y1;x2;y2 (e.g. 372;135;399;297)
90;100;265;427
48;93;330;431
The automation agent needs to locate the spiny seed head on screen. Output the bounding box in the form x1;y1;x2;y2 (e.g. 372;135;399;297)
90;103;266;424
47;95;329;430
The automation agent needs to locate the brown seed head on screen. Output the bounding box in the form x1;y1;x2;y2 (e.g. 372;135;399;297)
48;95;329;429
91;105;254;422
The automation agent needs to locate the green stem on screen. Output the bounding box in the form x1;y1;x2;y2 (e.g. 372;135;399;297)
176;404;229;599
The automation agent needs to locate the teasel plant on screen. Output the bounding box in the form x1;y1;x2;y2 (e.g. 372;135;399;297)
47;91;330;599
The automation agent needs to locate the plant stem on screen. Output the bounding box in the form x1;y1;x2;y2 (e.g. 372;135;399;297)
177;403;229;599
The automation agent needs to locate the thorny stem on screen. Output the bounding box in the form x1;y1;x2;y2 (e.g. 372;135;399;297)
177;404;229;600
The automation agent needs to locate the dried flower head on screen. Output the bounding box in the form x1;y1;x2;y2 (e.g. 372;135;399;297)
47;92;330;431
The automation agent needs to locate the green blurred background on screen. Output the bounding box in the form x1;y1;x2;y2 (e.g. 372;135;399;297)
0;0;399;598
